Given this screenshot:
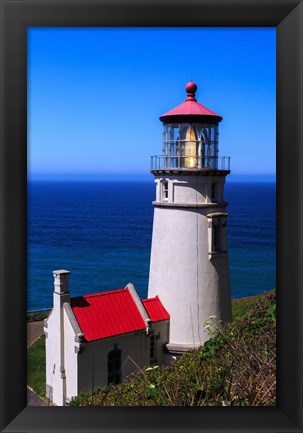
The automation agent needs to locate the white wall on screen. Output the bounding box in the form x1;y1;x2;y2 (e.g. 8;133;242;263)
45;299;81;405
77;331;151;393
44;270;84;406
44;291;69;406
148;174;232;353
150;320;170;365
155;176;226;206
44;309;55;400
63;306;79;402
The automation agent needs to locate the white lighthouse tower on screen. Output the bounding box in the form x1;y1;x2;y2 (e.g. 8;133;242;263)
148;81;232;355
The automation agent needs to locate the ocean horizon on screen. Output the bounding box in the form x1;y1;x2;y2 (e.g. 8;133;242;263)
27;178;276;311
28;173;276;183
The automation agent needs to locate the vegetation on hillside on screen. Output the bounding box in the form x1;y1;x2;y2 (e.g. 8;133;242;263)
27;310;50;322
27;335;46;397
69;290;276;407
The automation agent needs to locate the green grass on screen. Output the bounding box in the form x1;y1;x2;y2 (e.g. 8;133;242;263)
232;295;261;321
232;290;275;321
27;335;46;397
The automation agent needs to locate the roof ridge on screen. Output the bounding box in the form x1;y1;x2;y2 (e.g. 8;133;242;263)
73;288;127;300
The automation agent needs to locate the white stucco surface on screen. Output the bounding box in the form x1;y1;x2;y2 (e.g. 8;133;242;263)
148;175;232;351
63;305;79;402
77;331;151;393
45;271;72;406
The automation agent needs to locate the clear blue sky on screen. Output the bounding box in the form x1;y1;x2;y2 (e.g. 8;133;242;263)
28;27;276;181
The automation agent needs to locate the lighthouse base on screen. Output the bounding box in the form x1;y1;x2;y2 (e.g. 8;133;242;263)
166;342;204;356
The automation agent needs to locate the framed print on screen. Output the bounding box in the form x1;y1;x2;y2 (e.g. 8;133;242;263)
0;1;302;432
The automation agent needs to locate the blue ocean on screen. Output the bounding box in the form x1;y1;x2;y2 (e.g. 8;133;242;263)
27;180;276;311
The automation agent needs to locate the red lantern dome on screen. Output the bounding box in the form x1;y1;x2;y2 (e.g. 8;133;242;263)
160;81;222;124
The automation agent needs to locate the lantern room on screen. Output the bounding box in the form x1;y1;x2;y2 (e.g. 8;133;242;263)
151;82;230;172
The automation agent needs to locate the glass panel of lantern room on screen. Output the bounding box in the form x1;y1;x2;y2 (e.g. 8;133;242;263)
201;126;210;168
171;124;179;150
201;124;219;169
171;125;179;168
162;126;167;160
210;143;216;169
178;123;187;138
193;124;202;140
163;125;169;168
212;125;219;169
172;125;178;167
193;124;202;168
176;124;187;167
162;124;179;168
164;125;169;143
170;125;180;167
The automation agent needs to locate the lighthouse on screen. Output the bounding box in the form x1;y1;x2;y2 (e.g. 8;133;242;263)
148;81;232;356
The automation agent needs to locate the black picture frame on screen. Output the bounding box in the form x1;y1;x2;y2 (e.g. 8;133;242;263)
0;0;302;432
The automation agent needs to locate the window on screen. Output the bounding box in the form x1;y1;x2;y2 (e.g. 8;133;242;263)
211;183;217;202
108;347;121;385
207;213;228;257
213;224;220;252
162;181;169;201
150;334;155;361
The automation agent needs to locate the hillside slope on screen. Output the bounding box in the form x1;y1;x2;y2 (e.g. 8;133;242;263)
70;290;276;407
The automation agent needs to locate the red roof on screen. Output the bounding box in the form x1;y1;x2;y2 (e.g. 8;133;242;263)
142;296;170;322
160;81;222;123
71;288;146;342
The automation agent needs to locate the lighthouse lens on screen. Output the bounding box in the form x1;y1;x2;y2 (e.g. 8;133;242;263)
183;125;198;168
